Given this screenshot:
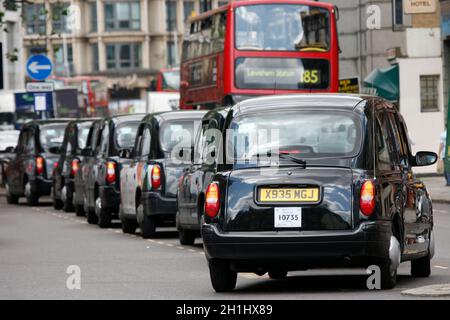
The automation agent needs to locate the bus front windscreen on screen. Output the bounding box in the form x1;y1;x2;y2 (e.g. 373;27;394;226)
235;4;330;52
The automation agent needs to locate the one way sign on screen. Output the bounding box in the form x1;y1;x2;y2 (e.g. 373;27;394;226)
26;55;53;81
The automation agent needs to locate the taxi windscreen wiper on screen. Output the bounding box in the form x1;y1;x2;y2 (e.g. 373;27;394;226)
253;152;307;166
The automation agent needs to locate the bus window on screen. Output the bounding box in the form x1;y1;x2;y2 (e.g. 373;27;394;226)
235;4;329;52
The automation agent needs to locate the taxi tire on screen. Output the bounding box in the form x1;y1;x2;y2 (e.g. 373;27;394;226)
87;209;98;224
74;204;85;217
25;182;38;206
63;197;75;213
140;214;157;239
53;198;63;210
380;258;397;290
209;260;237;293
268;271;288;279
179;228;196;246
411;254;431;277
5;183;19;204
96;196;111;228
122;218;138;234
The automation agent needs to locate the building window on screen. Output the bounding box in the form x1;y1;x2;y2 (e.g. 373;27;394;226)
218;1;229;7
183;1;195;23
105;1;141;31
91;44;99;71
53;44;74;76
167;41;177;67
24;4;46;35
52;3;71;34
392;0;404;30
27;46;46;57
420;75;440;112
106;43;141;70
90;2;98;32
200;0;212;13
166;1;177;31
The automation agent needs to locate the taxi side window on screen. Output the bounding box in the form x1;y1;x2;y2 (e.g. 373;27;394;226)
375;115;394;171
194;122;208;164
140;127;151;159
25;130;35;155
17;130;27;153
389;112;410;168
98;123;109;157
202;120;219;165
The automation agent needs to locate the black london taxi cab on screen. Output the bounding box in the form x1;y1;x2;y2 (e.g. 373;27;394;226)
201;94;437;292
4;119;70;205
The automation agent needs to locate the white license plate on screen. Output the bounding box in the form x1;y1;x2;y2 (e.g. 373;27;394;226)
274;207;302;228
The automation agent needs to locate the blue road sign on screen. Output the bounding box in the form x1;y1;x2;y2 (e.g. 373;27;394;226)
26;55;53;81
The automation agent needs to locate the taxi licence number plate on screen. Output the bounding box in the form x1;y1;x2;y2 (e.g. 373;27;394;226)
259;188;319;203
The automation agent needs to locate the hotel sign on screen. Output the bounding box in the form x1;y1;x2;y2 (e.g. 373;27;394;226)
404;0;436;14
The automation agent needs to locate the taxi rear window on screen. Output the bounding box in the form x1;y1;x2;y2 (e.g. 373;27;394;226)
227;110;361;162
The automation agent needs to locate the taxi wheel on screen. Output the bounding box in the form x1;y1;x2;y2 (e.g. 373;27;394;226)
140;214;157;239
122;218;138;234
74;204;85;217
179;228;196;246
411;254;431;277
96;197;111;228
208;260;237;293
139;203;157;239
25;182;38;206
53;198;63;210
51;185;63;210
268;271;288;280
86;209;98;225
380;258;397;290
63;197;75;213
5;183;19;204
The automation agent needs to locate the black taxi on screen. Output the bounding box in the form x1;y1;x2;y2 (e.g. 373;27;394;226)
4;119;70;205
201;94;437;292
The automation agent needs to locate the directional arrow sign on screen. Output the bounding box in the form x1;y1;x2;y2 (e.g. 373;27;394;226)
26;55;53;81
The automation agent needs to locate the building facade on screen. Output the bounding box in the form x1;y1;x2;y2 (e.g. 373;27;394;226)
1;0;25;91
21;0;214;99
441;0;450;114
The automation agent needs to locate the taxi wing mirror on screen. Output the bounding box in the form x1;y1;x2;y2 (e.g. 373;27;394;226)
413;151;438;167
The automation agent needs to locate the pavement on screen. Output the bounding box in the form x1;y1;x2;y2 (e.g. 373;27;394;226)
1;196;450;300
420;176;450;204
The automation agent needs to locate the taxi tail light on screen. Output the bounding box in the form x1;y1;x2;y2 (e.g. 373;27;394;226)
106;161;117;184
151;165;162;189
360;180;376;216
70;159;80;177
205;183;220;218
36;157;45;175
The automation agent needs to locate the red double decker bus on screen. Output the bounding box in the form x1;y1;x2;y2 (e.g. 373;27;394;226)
180;0;339;109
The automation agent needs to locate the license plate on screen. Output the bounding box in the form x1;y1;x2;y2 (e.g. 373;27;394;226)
274;207;302;228
259;188;319;203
